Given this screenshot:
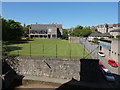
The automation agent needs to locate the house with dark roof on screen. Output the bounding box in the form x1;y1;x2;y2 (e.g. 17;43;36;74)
29;24;62;39
87;31;111;41
110;29;120;37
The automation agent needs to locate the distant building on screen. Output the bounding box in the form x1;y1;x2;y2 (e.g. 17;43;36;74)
29;24;62;39
110;29;120;38
87;31;110;41
97;24;120;37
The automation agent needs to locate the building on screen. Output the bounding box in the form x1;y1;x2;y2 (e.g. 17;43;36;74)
97;24;120;37
99;39;120;62
29;24;62;39
87;31;110;41
110;29;120;38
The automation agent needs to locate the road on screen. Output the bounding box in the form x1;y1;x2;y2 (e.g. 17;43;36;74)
80;38;118;74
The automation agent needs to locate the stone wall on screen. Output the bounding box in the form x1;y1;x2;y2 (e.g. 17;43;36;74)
6;57;80;81
69;37;80;43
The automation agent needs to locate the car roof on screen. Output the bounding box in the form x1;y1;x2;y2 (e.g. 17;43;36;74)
101;67;106;69
103;69;109;72
99;62;103;65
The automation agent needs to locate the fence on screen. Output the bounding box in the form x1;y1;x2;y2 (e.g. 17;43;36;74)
80;38;99;59
3;41;91;59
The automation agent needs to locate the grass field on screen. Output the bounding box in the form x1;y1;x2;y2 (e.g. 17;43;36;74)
6;39;92;59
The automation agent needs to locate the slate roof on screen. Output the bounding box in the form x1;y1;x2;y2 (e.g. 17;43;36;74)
89;32;110;37
30;24;62;31
110;29;120;32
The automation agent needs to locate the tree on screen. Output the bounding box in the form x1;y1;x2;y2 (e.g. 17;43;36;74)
62;29;68;40
70;25;83;37
116;35;120;39
74;25;83;30
80;28;92;37
23;25;30;37
93;37;100;44
2;18;23;41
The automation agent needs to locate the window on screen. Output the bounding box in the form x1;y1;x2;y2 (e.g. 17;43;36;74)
48;29;52;32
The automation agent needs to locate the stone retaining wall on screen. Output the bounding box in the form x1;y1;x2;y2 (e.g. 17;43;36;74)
6;57;80;80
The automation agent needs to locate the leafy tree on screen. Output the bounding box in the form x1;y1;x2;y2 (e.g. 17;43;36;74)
62;29;68;40
92;37;100;44
23;25;30;37
116;35;120;39
80;28;92;37
2;18;23;41
74;25;83;30
70;25;83;37
70;26;92;37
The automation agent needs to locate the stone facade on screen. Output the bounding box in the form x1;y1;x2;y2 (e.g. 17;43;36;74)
97;24;119;33
97;24;120;37
29;24;62;39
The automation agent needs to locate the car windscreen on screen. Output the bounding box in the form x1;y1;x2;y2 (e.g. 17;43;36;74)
110;61;115;63
99;52;104;54
106;71;112;76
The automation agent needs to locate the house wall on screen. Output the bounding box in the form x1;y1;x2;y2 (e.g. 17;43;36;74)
111;39;120;62
110;32;120;37
97;28;107;33
101;47;110;56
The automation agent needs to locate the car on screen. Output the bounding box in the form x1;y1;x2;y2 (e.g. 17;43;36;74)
101;68;115;82
98;62;115;82
98;52;105;57
108;59;118;67
98;62;105;70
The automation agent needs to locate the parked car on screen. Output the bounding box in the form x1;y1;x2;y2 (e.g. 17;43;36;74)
98;52;105;57
98;62;105;70
98;62;115;82
108;59;118;67
101;68;115;82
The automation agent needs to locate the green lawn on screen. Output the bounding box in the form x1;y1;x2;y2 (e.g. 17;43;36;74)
6;39;92;59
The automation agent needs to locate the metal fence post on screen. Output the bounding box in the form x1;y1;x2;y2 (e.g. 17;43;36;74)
70;44;71;59
30;43;31;57
56;44;57;58
42;44;44;58
17;44;19;56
